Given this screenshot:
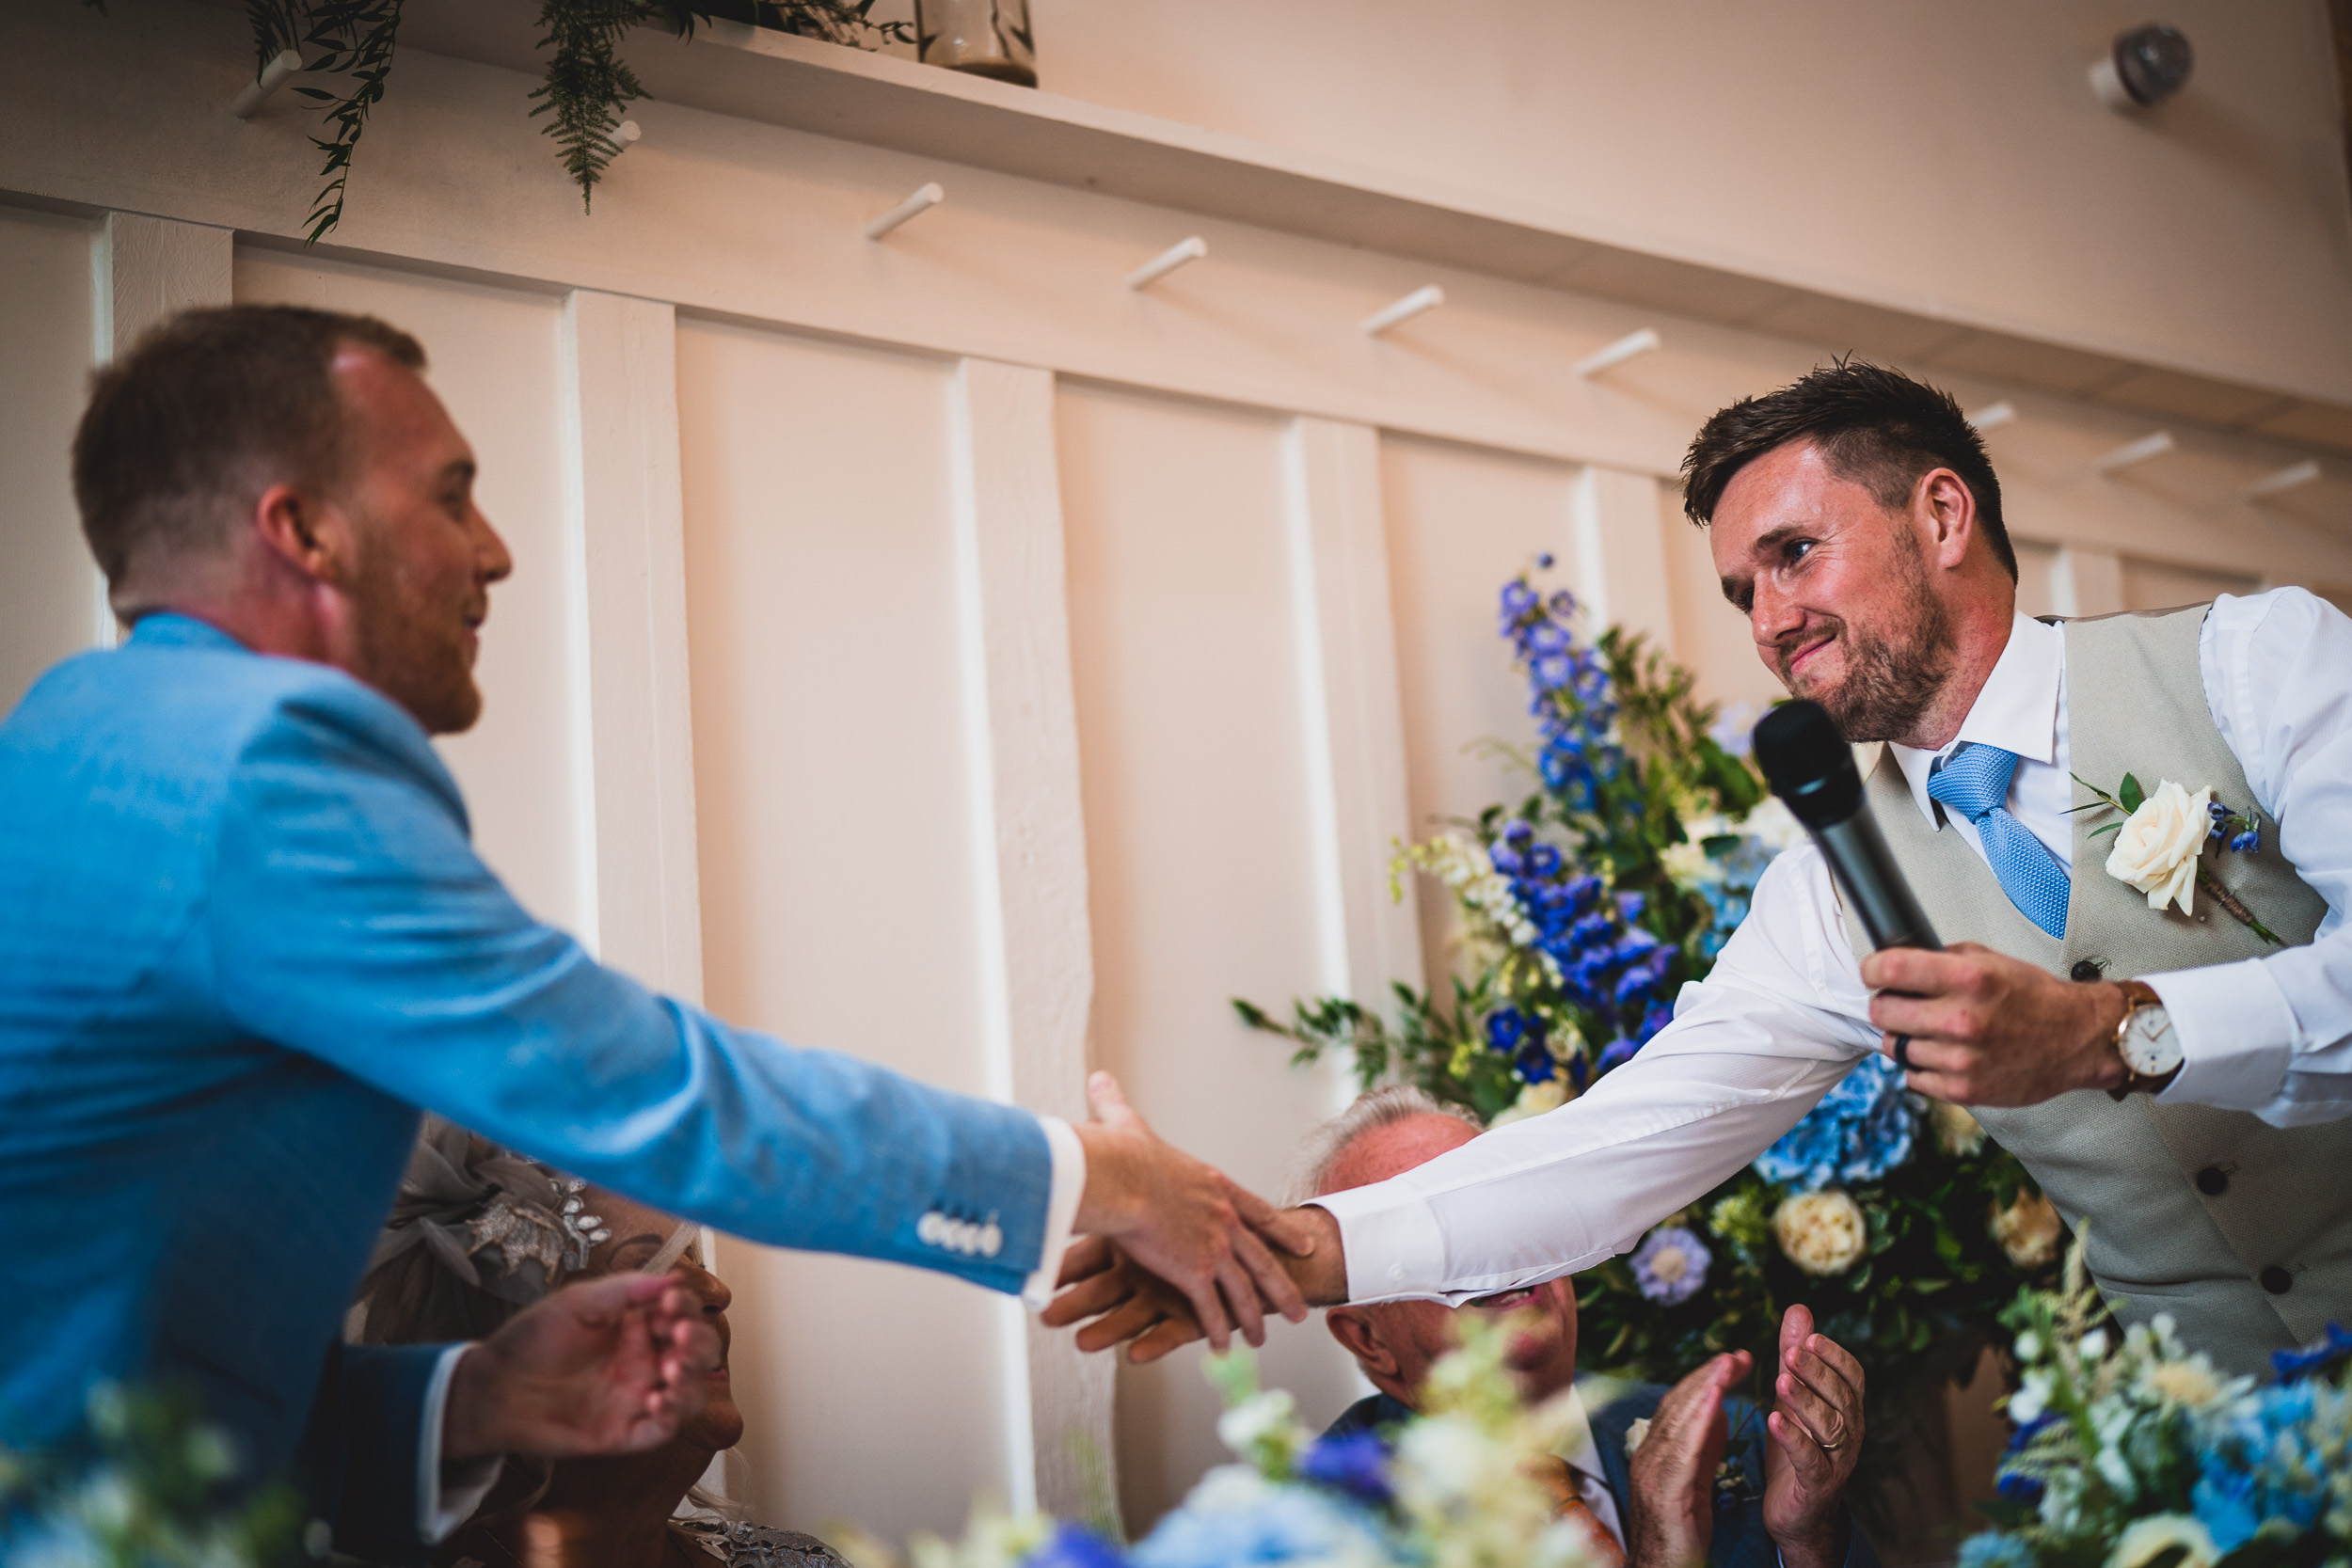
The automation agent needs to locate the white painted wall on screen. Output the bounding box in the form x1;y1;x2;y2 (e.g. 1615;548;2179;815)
0;207;97;712
1053;382;1363;1525
1030;0;2352;405
675;318;1018;1539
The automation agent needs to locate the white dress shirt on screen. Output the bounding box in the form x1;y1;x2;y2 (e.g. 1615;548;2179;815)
1314;589;2352;1305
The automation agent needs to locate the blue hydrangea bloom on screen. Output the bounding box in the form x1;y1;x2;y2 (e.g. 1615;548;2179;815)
1025;1522;1131;1568
1132;1473;1391;1568
1297;1432;1394;1507
1753;1054;1918;1190
1955;1533;2035;1568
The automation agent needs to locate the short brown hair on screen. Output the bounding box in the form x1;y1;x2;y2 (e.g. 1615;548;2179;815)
1679;359;2017;582
72;305;426;593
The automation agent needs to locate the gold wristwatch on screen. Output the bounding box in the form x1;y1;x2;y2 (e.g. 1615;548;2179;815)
2106;978;2184;1100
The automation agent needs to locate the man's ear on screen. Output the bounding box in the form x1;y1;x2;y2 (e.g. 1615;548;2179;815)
1915;468;1977;569
1325;1307;1400;1383
251;483;342;585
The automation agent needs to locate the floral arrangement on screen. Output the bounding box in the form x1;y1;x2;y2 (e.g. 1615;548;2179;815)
1237;560;2059;1489
854;1318;1608;1568
1958;1242;2351;1568
78;1;908;238
0;1383;300;1568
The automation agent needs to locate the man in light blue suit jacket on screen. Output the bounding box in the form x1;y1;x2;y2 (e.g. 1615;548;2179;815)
0;306;1311;1560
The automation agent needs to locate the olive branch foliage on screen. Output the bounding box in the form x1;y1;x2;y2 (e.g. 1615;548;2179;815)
81;1;911;240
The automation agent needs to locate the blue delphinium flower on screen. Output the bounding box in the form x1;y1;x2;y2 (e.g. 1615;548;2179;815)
1753;1054;1918;1190
1631;1226;1711;1305
2273;1322;2352;1382
1025;1521;1131;1568
1296;1432;1393;1507
2230;827;2261;853
1485;1007;1529;1052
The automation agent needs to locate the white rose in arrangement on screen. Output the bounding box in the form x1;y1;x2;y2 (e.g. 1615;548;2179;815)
1487;1077;1568;1128
1990;1189;2066;1270
1772;1189;1868;1275
2103;779;2213;916
1929;1100;1985;1158
2106;1514;2219;1568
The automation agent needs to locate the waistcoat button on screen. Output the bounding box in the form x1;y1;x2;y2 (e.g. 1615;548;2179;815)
2196;1165;2228;1196
2260;1265;2293;1295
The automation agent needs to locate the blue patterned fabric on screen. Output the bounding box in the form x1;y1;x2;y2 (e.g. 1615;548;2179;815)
1928;743;2071;939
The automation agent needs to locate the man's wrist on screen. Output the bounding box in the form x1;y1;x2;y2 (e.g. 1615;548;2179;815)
1286;1205;1348;1306
1069;1121;1142;1237
439;1342;502;1463
1771;1516;1847;1568
2078;982;2132;1093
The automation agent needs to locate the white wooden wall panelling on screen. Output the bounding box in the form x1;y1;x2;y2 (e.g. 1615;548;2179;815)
946;356;1117;1526
557;289;706;1000
2049;547;2126;619
91;212;232;645
7;7;2345;604
1281;418;1423;1022
1572;464;1677;656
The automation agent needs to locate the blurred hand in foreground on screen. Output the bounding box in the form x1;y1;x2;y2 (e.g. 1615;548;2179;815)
1067;1071;1320;1353
443;1272;721;1462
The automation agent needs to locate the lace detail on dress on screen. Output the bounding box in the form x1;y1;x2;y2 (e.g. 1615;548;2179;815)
676;1520;856;1568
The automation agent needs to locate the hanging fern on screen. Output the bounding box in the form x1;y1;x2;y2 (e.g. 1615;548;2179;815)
80;1;910;236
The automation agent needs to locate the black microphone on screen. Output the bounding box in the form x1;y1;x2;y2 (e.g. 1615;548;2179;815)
1752;701;1942;953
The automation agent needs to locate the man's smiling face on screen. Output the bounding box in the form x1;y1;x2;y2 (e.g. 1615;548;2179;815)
1708;439;1955;743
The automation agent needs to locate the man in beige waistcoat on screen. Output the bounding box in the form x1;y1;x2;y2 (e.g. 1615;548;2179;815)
1053;361;2352;1382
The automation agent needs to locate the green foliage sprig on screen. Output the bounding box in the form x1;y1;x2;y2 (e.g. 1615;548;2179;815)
82;1;911;238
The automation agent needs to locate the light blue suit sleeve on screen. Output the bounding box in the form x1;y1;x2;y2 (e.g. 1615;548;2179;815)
203;680;1052;1293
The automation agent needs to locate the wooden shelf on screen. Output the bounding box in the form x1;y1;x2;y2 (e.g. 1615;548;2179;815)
375;1;2350;453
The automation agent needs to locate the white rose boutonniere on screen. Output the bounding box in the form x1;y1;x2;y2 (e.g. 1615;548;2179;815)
2074;772;2280;943
2104;779;2212;915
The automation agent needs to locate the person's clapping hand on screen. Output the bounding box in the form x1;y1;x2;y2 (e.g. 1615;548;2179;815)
440;1272;720;1462
1762;1305;1864;1568
1625;1350;1746;1568
1066;1072;1319;1354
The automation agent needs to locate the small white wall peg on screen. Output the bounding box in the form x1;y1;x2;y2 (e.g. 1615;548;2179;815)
1126;236;1207;291
2243;458;2322;499
1968;401;2018;431
1360;285;1444;336
863;182;945;241
230;49;302;119
2090;430;2175;476
614;119;643;149
1572;327;1661;379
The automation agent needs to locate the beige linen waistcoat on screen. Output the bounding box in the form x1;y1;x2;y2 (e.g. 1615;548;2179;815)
1836;604;2348;1376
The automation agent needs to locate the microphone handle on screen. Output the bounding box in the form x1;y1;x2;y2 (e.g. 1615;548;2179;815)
1812;813;1943;953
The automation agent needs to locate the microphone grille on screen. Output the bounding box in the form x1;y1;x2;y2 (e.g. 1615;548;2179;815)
1752;700;1861;827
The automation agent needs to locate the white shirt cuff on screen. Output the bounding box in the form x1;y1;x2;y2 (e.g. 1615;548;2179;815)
420;1344;504;1543
1020;1116;1087;1309
1305;1181;1452;1304
2148;958;2298;1112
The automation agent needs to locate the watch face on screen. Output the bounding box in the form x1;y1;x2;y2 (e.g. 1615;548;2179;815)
2122;1006;2183;1077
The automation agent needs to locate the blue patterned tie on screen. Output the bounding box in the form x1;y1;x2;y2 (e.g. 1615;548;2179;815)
1927;743;2071;939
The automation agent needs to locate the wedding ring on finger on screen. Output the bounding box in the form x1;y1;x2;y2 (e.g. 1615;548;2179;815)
1892;1035;1914;1070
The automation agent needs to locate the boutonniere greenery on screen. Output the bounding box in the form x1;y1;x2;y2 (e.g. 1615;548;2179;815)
2070;772;2280;944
